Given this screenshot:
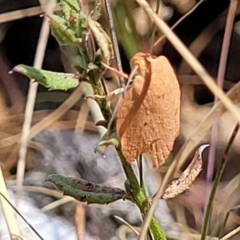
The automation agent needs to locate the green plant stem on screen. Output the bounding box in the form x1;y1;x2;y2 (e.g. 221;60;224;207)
201;123;239;240
78;29;165;239
150;0;161;53
113;3;139;58
80;81;107;137
117;150;166;240
81;80;165;239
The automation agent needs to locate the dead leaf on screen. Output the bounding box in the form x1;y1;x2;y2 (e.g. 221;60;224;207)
116;52;180;167
87;16;114;65
163;144;209;199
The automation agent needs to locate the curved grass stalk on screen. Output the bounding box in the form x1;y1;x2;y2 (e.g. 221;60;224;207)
201;124;240;240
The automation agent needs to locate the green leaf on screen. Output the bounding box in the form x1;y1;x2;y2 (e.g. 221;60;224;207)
61;0;80;14
46;14;81;46
45;174;126;204
60;0;85;37
12;65;79;90
95;132;119;155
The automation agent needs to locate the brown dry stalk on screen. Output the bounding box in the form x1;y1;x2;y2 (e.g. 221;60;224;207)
16;0;57;195
117;52;180;167
74;203;86;240
0;167;20;239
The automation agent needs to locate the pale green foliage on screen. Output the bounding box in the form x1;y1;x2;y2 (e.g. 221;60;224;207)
46;174;126;204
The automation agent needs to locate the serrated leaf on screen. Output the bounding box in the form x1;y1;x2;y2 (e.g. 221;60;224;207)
60;0;85;37
163;144;209;199
61;1;74;21
45;174;126;204
61;2;79;33
61;0;80;14
12;65;79;90
46;14;81;46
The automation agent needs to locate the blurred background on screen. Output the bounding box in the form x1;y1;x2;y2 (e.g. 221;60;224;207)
1;0;240;239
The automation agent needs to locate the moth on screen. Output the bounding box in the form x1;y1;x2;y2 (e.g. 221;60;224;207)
116;52;180;167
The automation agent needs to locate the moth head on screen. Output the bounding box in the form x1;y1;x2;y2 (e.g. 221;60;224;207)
130;52;152;78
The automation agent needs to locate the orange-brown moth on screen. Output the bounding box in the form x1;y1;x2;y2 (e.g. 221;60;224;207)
116;52;180;168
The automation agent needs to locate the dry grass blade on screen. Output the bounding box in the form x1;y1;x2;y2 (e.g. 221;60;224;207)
220;226;240;240
16;0;57;196
114;215;139;235
74;203;85;240
0;4;61;24
136;0;240;125
11;185;63;198
103;0;125;88
206;0;238;211
0;86;83;148
139;80;240;240
179;5;240;74
134;0;240;238
201;123;240;240
117;53;180;167
0;167;20;239
75;102;89;134
41;196;74;212
0;191;44;240
153;0;204;50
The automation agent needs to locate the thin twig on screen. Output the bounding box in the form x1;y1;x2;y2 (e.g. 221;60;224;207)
10;185;63;198
104;0;125;88
136;0;240;126
153;0;204;50
0;86;83;148
74;101;89;134
0;192;44;240
75;203;86;240
149;0;161;53
220;225;240;240
206;0;238;211
134;1;240;238
107;66;138;131
114;215;140;235
201;123;240;240
178;7;240;74
41;197;74;212
0;4;60;24
16;0;57;198
0;167;20;239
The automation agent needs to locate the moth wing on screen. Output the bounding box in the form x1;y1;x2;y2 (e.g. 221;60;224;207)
117;55;180;167
143;56;180;167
